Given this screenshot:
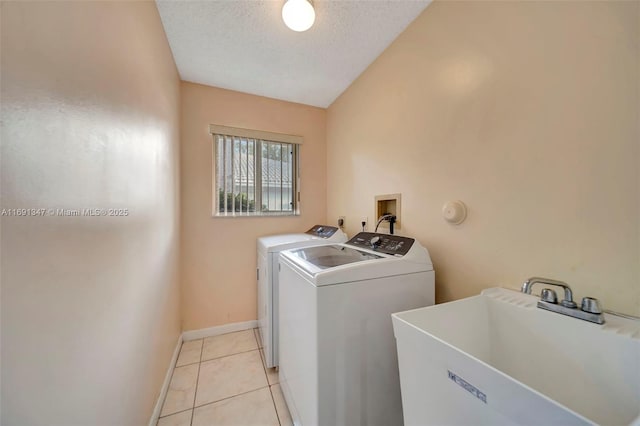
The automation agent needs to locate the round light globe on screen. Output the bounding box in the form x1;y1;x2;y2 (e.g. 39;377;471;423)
282;0;315;32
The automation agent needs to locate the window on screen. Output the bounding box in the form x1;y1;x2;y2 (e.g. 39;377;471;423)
211;125;301;217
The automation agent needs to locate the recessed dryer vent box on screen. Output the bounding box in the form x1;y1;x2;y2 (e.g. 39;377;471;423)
375;193;401;231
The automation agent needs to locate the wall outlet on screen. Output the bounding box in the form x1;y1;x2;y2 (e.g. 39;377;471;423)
360;216;368;231
338;216;345;227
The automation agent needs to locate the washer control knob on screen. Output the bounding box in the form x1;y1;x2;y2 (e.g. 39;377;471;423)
370;236;382;249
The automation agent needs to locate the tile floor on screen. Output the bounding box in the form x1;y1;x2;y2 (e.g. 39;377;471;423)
158;329;292;426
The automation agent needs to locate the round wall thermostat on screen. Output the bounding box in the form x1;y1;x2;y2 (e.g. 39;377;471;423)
442;200;467;225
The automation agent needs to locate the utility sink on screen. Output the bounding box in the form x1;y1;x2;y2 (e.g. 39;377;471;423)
392;288;640;425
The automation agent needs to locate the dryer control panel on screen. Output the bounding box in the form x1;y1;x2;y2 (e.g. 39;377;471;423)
346;232;414;256
306;225;339;238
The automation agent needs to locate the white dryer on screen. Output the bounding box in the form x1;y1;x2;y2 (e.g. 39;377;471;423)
278;232;434;426
257;225;347;368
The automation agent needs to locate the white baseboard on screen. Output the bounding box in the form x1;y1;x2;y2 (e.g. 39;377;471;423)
148;334;183;426
182;319;258;341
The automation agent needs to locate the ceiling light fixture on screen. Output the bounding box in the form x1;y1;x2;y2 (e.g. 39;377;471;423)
282;0;315;32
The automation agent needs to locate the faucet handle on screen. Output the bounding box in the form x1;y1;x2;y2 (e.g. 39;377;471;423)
581;297;602;314
540;288;557;304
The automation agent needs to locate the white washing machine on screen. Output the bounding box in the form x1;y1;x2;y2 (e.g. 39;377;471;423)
278;232;435;426
257;225;347;368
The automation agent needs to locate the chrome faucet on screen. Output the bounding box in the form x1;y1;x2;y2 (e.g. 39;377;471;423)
521;277;577;308
521;276;604;324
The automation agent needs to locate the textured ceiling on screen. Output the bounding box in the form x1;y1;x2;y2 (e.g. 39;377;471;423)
156;0;431;107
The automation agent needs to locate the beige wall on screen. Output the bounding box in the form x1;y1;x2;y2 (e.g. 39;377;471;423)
180;82;327;330
1;2;181;425
327;1;639;315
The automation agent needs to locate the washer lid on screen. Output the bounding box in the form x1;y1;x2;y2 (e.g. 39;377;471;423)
287;245;383;269
258;226;348;254
258;233;313;253
279;235;433;286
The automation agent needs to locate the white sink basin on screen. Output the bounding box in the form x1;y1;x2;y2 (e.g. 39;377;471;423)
392;288;640;426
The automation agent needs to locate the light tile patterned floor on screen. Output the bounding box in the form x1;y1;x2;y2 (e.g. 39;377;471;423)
158;329;292;426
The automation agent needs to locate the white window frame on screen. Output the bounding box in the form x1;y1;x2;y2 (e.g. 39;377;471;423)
210;124;302;218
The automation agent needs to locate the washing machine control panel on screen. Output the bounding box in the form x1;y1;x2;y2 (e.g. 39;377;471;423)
306;225;339;238
347;232;414;256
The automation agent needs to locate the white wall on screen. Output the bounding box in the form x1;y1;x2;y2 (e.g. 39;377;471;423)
1;1;181;424
327;1;639;315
